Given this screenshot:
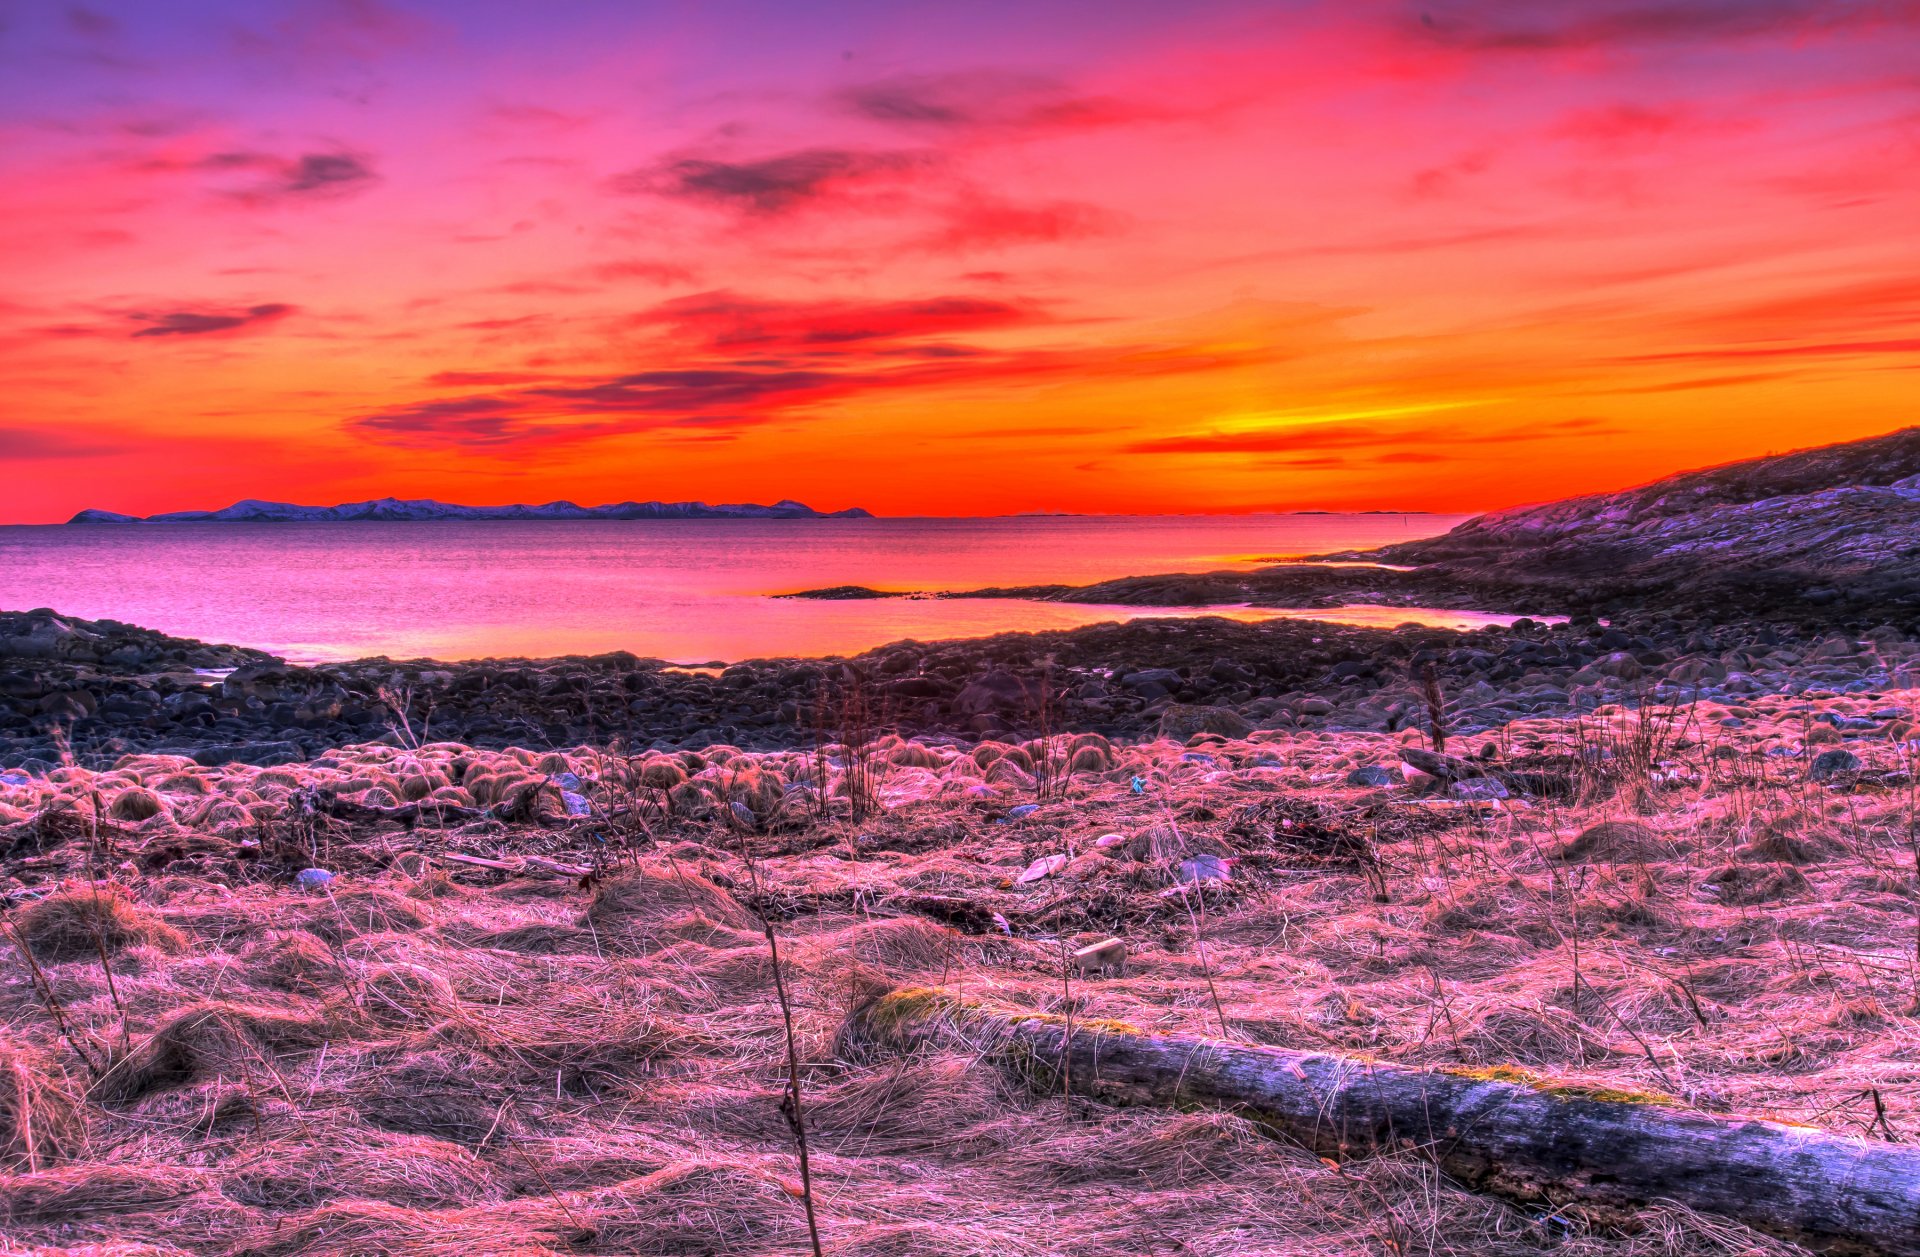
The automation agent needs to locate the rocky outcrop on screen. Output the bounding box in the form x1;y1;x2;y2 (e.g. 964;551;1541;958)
1365;426;1920;614
954;426;1920;621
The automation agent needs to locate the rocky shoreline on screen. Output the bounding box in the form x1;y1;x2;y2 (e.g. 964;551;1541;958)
8;429;1919;770
3;604;1913;772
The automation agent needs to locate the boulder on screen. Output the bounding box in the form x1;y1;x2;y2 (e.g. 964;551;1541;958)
1158;704;1252;742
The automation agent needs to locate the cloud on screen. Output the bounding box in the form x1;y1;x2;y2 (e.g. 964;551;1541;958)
128;303;294;338
921;194;1119;252
1122;415;1611;456
425;370;554;386
1410;1;1920;51
592;259;699;286
630;290;1041;353
0;425;125;459
1621;337;1920;363
190;148;378;203
283;152;374;194
612;148;929;216
838;71;1144;134
348;369;835;449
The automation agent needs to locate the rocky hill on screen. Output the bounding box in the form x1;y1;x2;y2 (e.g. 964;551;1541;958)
938;426;1920;623
68;496;873;523
1366;425;1920;613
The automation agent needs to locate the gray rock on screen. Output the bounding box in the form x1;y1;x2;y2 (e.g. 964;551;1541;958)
1809;748;1862;783
293;868;335;892
1346;765;1395;787
190;741;304;767
1158;703;1252;742
1449;778;1510;801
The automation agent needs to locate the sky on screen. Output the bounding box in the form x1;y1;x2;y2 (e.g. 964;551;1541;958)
1;0;1916;521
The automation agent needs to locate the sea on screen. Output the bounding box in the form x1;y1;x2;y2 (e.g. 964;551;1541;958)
0;514;1510;665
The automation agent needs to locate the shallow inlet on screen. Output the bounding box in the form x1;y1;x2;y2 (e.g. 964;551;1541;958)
0;514;1484;664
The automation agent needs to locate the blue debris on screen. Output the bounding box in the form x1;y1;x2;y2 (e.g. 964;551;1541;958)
551;771;585;792
1176;854;1231;884
1130;776;1148;795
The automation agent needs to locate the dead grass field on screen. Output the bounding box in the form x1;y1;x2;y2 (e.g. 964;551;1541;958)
1;686;1915;1256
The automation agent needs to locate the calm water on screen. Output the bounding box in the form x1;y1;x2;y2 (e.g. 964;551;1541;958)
0;515;1490;664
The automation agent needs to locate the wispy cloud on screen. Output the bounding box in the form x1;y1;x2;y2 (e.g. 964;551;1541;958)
128;302;295;338
1409;0;1920;51
202;149;378;204
837;70;1147;135
0;425;126;458
612;148;929;216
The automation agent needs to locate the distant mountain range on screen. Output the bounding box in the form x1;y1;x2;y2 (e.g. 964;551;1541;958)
67;497;874;524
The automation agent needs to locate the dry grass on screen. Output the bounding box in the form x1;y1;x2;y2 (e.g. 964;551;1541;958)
1;685;1916;1254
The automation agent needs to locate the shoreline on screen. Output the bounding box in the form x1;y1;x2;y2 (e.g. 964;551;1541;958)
4;603;1913;772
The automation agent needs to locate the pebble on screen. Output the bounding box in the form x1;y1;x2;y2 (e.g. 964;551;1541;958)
293;867;335;892
1346;765;1395;787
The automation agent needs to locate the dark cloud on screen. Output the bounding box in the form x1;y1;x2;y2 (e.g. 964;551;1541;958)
613;148;927;215
284;152;375;193
128;303;294;338
191;149;377;203
1411;0;1920;51
631;290;1039;353
348;396;528;445
839;71;1145;134
348;289;1247;454
531;369;838;412
348;369;832;450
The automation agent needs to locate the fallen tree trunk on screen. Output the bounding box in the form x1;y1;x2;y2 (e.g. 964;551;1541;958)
844;987;1920;1256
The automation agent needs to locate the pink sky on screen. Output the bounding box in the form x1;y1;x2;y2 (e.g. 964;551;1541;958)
2;0;1917;520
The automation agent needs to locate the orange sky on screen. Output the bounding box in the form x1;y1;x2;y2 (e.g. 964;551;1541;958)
2;0;1917;521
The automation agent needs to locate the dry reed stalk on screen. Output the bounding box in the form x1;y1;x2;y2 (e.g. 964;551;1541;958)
732;835;824;1257
5;924;102;1078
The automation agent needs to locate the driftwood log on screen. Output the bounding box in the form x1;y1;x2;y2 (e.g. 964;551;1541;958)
844;987;1920;1256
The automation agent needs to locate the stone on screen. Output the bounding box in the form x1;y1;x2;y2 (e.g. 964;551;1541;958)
1809;748;1861;784
1449;777;1510;801
1345;765;1395;787
293;868;335;892
953;671;1033;715
1158;704;1252;742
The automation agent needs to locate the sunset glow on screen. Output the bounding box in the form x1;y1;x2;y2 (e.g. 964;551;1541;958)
4;0;1917;521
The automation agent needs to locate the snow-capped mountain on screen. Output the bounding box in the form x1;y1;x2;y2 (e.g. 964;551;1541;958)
67;497;873;523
